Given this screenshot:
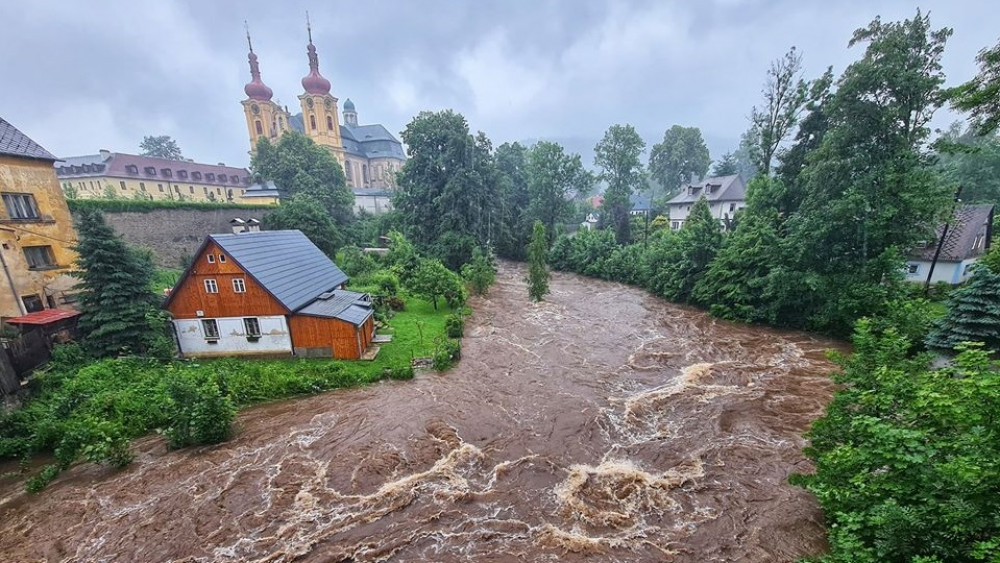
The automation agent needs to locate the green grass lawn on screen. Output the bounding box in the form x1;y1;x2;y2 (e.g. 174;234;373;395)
151;268;183;293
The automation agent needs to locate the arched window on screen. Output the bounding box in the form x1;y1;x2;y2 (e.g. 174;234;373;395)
255;120;263;135
309;114;317;130
278;116;284;130
345;160;353;182
326;115;334;130
362;164;369;184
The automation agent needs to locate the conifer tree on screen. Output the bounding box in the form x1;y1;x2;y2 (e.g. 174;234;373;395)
527;221;550;301
926;262;1000;353
74;209;161;357
653;196;723;303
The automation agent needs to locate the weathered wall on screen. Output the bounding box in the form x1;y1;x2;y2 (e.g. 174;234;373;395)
86;208;272;268
0;155;79;318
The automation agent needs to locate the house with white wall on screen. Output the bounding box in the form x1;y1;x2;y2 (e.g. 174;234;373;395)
906;203;994;285
666;175;747;231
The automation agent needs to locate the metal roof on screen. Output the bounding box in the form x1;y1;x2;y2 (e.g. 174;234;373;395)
287;112;405;161
5;309;80;325
297;290;374;325
912;204;994;262
667;175;746;205
208;230;349;312
0;117;57;161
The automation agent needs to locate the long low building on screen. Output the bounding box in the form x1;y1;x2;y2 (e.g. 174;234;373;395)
55;150;258;204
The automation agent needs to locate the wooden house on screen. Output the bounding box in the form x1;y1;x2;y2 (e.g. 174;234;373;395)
163;230;375;359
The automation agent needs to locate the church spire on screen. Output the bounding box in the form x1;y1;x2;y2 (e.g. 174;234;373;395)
243;22;273;101
301;12;331;95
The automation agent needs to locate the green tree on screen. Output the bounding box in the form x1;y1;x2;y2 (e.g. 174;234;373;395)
74;209;162;358
494;142;531;260
251;131;354;223
652;197;722;303
950;39;1000;136
461;247;497;296
394;111;501;268
710;152;739;176
594;124;645;244
926;262;1000;353
139;135;183;160
526;141;591;242
407;258;465;310
746;47;810;176
527;221;550;301
934;122;1000;204
262;195;341;257
648;125;711;194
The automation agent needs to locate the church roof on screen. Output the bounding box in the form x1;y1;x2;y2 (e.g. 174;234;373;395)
287;113;405;161
0;117;57;161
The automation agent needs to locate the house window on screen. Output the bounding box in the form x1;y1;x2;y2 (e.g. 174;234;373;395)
161;169;172;178
207;254;215;264
906;263;919;275
192;172;202;181
177;170;188;179
140;182;146;192
125;165;139;174
2;193;40;220
204;279;219;293
345;160;353;182
729;203;736;213
232;278;245;293
963;264;972;277
255;120;263;135
327;115;334;130
144;166;157;176
189;186;195;194
120;180;127;190
158;184;164;192
201;319;220;340
23;246;56;269
310;114;317;130
22;294;44;313
671;221;680;231
219;254;227;263
243;317;261;338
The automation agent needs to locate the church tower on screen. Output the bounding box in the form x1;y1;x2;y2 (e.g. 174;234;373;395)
298;19;345;165
241;29;289;151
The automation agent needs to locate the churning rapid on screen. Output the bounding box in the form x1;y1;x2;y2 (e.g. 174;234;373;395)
0;263;842;562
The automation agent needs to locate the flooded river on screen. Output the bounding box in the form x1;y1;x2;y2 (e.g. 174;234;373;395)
0;263;841;562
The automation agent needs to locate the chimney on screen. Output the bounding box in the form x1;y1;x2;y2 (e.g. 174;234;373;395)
689;171;698;185
218;162;225;166
99;149;111;160
230;217;247;234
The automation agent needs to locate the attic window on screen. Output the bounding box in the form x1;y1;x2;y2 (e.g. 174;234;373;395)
230;175;239;184
161;168;172;178
218;175;227;184
205;173;216;182
207;254;215;264
192;171;202;180
144;166;157;175
177;170;188;179
219;254;227;263
126;165;139;174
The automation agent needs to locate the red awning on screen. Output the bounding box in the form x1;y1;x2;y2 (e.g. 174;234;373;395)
5;309;80;325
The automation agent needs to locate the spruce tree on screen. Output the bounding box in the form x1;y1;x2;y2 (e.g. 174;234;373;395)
527;221;550;301
926;262;1000;353
654;196;723;303
74;209;161;357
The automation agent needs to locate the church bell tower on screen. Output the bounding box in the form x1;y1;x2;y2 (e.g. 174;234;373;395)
298;17;345;165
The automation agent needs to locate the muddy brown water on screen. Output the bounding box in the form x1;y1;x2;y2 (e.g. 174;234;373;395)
0;263;843;562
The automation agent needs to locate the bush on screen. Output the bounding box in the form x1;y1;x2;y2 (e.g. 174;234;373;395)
339;246;380;278
387;296;406;311
163;373;236;449
432;339;462;371
371;271;401;296
385;364;415;380
445;314;465;338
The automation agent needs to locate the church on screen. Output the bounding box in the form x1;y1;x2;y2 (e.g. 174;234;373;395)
240;27;405;193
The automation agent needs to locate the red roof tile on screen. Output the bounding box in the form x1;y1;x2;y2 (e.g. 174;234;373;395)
5;309;80;325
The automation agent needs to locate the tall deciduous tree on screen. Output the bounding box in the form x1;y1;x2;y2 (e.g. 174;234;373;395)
747;47;810;176
394;110;501;269
950;39;1000;136
74;209;162;358
648;125;711;194
934;122;1000;204
527;221;550;302
139;135;183;160
262;195;341;257
251;132;354;224
407;258;466;310
594;124;645;245
494;142;531;260
526;141;591;242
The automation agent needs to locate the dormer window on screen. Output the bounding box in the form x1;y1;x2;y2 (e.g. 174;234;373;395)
144;166;157;176
177;170;188;179
218;175;227;184
192;171;202;181
206;173;216;182
126;165;139;174
161;168;172;178
230;175;239;184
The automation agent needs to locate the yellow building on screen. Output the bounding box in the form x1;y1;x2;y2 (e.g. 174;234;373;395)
53;150;266;204
0;118;79;319
241;26;406;192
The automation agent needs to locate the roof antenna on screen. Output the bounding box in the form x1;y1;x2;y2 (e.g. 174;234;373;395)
306;11;313;44
245;20;253;52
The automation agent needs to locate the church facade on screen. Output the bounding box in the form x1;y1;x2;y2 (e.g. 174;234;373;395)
241;30;405;192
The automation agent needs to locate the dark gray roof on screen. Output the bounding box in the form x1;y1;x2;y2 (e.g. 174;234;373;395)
912;204;994;262
208;230;349;312
630;192;652;212
667;175;746;205
287;112;405;161
0;118;57;161
297;289;374;326
242;180;282;198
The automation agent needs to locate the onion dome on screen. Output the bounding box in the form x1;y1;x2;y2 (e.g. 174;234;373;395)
301;42;331;95
244;51;273;101
343;98;355;112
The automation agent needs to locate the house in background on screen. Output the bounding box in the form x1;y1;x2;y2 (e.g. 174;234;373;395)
163;230;375;359
55;150;255;203
0;117;78;319
629;192;652;216
906;203;994;285
665;174;747;231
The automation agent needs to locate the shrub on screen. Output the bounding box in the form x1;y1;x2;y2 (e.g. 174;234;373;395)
385;364;415;380
25;464;60;494
432;339;462;371
163;373;236;449
445;314;465;338
371;271;401;296
339;246;380;277
387;296;406;311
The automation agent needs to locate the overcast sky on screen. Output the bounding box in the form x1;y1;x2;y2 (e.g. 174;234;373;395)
1;0;995;170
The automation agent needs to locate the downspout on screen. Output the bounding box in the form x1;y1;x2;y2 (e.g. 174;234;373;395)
925;186;963;296
0;238;27;315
